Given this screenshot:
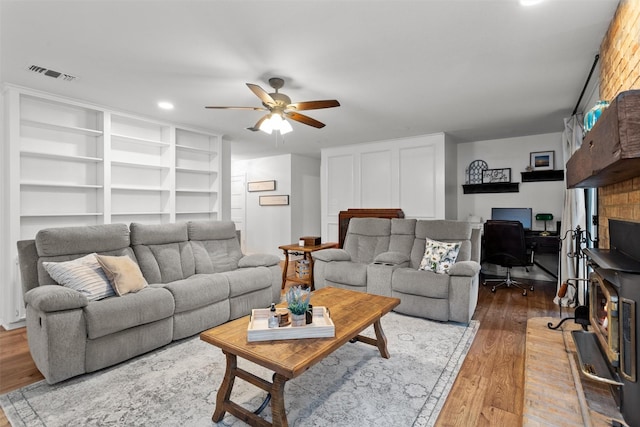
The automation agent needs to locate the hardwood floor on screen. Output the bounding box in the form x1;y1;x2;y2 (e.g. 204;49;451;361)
0;275;559;426
436;276;558;426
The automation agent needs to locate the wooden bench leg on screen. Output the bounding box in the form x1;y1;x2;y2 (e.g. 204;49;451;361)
270;373;289;427
212;352;236;422
351;318;391;359
373;319;390;359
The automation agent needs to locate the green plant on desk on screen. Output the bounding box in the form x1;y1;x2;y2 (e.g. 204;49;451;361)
286;286;311;315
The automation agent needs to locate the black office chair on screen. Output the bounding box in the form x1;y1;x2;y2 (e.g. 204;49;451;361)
482;220;534;296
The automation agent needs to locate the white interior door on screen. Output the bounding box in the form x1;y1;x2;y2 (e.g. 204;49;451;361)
230;174;246;251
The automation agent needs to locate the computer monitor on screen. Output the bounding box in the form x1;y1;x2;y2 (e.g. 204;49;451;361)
491;207;532;230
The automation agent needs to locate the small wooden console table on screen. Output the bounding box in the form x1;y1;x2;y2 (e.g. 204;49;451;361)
278;242;337;290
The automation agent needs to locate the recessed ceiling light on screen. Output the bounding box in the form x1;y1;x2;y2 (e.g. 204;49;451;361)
158;101;174;110
520;0;544;5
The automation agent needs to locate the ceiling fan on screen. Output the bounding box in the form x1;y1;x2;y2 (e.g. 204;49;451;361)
205;77;340;134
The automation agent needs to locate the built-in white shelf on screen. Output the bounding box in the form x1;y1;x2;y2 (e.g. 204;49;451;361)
111;160;171;170
111;211;170;216
176;166;216;175
175;144;218;155
176;210;215;215
111;185;170;192
176;188;217;193
111;133;170;147
21;150;103;163
21;212;103;218
21;181;102;189
21;119;103;137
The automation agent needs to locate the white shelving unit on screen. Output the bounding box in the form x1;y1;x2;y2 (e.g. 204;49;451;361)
2;86;222;327
175;128;220;222
18;93;105;236
107;113;173;224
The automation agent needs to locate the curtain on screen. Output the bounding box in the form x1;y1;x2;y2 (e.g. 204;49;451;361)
556;115;586;306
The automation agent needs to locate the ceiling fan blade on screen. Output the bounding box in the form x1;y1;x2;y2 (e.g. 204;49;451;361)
287;100;340;111
285;111;326;128
246;83;276;107
205;106;266;111
246;115;269;132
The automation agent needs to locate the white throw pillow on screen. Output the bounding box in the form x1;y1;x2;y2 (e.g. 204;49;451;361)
43;253;115;301
418;238;461;274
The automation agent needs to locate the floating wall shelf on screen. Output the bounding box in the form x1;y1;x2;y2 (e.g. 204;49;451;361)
462;183;519;194
521;170;564;182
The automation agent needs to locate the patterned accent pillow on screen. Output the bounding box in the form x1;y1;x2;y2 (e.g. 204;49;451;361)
43;253;115;301
418;238;461;274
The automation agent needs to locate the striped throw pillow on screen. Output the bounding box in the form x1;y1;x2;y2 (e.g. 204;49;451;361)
43;253;116;301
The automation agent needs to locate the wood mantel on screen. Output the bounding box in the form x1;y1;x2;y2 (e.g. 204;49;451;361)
566;90;640;189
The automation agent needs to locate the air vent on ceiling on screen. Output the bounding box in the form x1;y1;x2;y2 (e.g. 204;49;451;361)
27;65;78;81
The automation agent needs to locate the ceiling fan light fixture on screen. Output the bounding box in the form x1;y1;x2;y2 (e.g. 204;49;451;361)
259;117;274;134
259;113;292;135
280;119;293;135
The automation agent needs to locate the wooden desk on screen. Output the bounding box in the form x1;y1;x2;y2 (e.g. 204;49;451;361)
525;232;561;279
278;242;338;290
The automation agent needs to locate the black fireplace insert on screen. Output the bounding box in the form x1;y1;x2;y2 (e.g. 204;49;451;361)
577;219;640;427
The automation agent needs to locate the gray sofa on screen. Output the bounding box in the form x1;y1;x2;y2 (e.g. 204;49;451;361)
313;218;481;324
16;220;281;384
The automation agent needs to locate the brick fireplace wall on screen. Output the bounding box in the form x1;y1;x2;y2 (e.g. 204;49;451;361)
598;0;640;248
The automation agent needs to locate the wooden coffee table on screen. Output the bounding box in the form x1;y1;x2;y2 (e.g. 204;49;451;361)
200;286;400;427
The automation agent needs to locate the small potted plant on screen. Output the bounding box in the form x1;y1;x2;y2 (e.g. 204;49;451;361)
286;286;311;327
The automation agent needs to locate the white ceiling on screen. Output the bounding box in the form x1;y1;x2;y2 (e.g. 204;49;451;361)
1;0;619;159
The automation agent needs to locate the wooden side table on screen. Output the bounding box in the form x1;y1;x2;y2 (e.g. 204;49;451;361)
278;242;338;291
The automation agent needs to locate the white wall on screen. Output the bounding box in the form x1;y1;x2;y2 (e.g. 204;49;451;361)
232;153;321;258
291;155;321;240
321;133;452;242
457;132;565;233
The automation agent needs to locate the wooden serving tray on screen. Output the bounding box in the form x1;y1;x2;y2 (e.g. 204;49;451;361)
247;306;335;342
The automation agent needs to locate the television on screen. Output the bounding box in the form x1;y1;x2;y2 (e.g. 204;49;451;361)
491;207;532;230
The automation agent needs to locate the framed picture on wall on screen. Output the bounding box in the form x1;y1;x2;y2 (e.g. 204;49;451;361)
259;195;289;206
530;151;554;171
482;168;511;183
247;180;276;192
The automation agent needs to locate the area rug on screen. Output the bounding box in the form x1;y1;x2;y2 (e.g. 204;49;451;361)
1;313;478;427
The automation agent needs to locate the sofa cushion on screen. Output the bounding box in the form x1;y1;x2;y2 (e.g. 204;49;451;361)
392;268;450;299
238;254;280;268
411;220;472;268
96;254;148;296
325;262;368;287
188;221;243;273
223;267;272;298
43;253;115;301
418;238;461;274
35;224;130;257
130;222;188;246
133;242;196;284
161;274;230;313
389;218;416;255
131;222;195;284
343;218;391;264
83;286;174;339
